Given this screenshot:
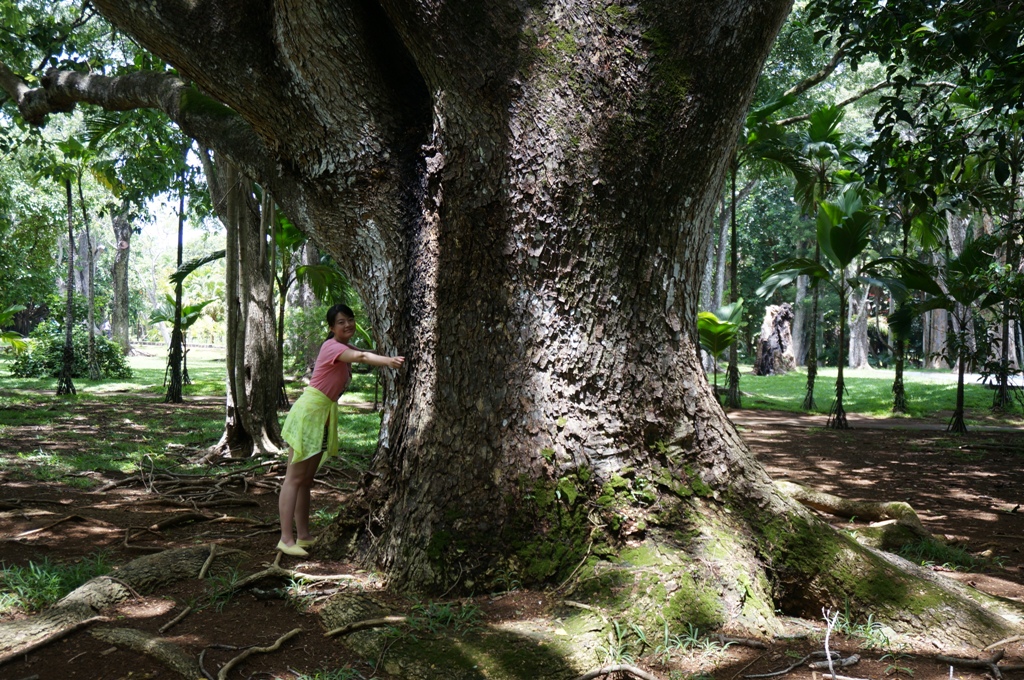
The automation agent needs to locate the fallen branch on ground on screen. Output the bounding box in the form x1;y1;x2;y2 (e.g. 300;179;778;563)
986;635;1024;651
222;553;358;596
575;664;661;680
324;616;408;638
158;606;193;634
215;628;302;680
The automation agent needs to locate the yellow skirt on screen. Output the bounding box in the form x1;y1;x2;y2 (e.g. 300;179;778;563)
280;387;338;469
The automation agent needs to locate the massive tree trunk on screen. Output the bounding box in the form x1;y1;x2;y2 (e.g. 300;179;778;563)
109;204;133;354
7;0;1023;650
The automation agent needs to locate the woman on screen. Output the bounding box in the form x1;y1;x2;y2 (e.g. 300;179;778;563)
277;304;404;556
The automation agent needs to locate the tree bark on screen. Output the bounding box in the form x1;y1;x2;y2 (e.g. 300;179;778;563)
792;273;808;365
202;153;283;457
6;0;1023;649
57;179;76;396
753;303;796;376
846;281;870;370
110;203;133;353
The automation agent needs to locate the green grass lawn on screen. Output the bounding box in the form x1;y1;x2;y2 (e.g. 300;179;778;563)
3;348;1020;492
737;364;1021;423
0;349;390;486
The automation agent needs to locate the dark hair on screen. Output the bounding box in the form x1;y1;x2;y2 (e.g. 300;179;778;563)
326;304;355;340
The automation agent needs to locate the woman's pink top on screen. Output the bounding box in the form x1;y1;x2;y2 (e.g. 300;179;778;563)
309;339;352;401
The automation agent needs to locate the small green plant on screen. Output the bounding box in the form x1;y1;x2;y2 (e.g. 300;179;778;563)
596;619;637;665
406;601;482;637
205;566;243;612
292;669;368;680
833;603;889;648
0;552;112;612
881;649;915;676
896;538;980;571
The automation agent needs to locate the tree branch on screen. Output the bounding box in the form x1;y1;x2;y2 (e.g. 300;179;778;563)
782;40;853;99
0;60;272;188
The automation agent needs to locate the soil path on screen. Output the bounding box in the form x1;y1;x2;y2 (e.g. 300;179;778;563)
1;400;1022;680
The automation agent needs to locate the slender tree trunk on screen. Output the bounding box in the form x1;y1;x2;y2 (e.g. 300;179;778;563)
829;284;849;428
792;273;807;365
846;281;870;370
803;243;821;410
75;176;101;380
57;179;76;396
726;159;741;408
994;163;1017;410
110;204;133;353
949;323;969;434
202;154;282;458
892;334;907;413
165;168;185;404
713;197;728;311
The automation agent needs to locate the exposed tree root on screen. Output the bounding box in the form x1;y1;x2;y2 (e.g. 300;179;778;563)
987;635;1024;651
575;664;661;680
215;628;302;680
324;615;409;638
91;626;202;679
0;546;227;666
775;480;927;534
222;553;359;597
936;649;1024;679
158;605;194;634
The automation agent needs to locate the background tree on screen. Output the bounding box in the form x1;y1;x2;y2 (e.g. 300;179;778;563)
760;184;884;427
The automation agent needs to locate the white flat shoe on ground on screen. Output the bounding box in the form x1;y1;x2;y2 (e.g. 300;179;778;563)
295;538;315;548
276;540;309;557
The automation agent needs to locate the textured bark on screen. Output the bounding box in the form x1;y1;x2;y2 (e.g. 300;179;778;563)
846;282;870;369
753;303;796;376
91;627;202;679
56;179;76;396
6;0;1023;649
203;154;283;457
109;205;133;353
792;273;808;365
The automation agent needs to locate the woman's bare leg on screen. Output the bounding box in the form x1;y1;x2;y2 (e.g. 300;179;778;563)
279;451;322;546
294;457;320;541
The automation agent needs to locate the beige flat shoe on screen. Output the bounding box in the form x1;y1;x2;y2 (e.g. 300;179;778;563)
276;540;309;557
295;538;315;548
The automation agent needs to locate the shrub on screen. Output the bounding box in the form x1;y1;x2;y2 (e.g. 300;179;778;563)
9;320;133;379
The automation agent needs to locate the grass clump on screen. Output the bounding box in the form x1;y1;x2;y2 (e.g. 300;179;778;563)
0;553;112;613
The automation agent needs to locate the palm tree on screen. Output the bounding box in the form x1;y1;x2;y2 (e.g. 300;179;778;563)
759;184;883;428
748;105;853;410
698;301;744;405
899;236;1004;433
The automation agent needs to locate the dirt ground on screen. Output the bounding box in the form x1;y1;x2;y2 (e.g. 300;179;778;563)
1;399;1023;680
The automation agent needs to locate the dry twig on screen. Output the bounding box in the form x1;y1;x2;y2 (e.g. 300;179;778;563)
324;616;409;638
215;628;302;680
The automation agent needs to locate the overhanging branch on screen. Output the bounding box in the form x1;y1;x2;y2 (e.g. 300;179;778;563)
0;60;271;184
